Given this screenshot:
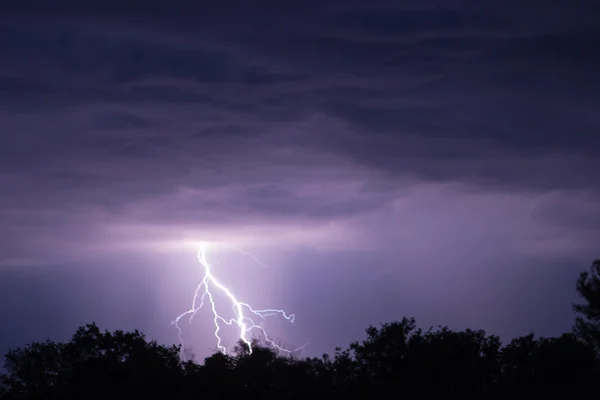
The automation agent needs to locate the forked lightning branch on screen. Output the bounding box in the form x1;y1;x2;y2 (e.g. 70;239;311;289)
172;242;303;355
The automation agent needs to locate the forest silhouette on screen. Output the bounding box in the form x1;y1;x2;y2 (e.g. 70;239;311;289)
2;260;599;398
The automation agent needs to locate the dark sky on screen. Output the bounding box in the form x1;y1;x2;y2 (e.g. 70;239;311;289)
1;0;599;361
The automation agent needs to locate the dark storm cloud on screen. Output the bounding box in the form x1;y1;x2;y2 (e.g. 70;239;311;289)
328;6;507;36
0;1;598;197
530;193;600;233
124;86;215;104
0;19;305;86
90;111;160;130
0;1;598;219
0;77;46;93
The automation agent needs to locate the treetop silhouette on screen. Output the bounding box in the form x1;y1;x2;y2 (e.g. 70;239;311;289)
2;258;599;398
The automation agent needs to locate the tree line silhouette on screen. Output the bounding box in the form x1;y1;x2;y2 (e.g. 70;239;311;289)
2;260;599;398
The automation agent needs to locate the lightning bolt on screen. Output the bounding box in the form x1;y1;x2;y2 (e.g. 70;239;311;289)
172;241;303;355
219;243;272;268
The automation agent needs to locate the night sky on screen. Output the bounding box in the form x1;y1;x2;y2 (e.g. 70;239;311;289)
1;0;599;361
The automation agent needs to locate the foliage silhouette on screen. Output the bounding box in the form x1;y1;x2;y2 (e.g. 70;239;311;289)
573;259;600;353
1;260;599;398
1;324;185;399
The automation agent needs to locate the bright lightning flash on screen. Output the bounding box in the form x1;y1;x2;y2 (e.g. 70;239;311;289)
173;241;301;355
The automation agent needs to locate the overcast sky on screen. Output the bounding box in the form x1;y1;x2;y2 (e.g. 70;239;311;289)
1;0;599;361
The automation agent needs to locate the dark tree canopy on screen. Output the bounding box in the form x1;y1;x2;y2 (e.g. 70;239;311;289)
574;259;600;353
2;320;598;398
1;324;185;400
2;260;599;398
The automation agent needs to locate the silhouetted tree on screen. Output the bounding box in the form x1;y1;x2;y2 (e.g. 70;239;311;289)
1;323;185;399
573;259;600;354
499;333;597;396
0;376;6;399
344;317;502;395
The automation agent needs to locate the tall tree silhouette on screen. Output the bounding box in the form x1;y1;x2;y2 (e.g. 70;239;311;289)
573;259;600;354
